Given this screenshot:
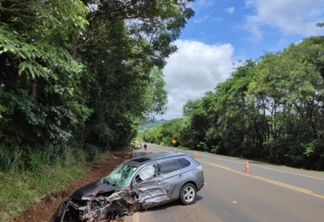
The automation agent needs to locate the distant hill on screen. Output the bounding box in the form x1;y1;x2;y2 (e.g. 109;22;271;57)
139;119;167;131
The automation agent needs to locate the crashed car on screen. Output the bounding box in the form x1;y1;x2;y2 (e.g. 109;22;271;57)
51;152;204;222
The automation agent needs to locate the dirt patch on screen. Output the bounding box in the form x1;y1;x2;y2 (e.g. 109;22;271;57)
13;149;133;222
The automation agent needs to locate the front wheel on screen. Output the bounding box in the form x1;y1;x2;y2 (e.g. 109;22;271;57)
179;183;196;205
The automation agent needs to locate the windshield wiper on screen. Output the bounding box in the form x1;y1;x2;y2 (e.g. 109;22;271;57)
109;180;117;186
101;178;110;185
102;178;117;187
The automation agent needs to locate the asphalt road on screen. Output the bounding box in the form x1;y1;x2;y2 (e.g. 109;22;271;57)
125;143;324;222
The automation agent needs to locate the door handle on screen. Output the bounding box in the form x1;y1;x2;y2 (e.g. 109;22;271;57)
179;174;183;178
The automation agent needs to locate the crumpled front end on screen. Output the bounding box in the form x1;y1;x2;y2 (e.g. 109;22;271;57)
51;182;171;221
71;189;137;221
51;187;141;222
51;177;171;222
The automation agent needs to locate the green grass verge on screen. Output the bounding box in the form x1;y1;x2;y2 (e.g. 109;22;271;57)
0;149;124;222
176;145;191;150
0;164;84;221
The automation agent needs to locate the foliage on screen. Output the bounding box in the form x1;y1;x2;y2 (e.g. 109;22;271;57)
143;118;183;146
144;37;324;171
0;164;84;220
76;0;193;150
0;0;193;171
0;0;90;149
139;119;167;131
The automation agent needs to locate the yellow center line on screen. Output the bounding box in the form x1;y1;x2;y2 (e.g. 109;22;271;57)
199;159;324;200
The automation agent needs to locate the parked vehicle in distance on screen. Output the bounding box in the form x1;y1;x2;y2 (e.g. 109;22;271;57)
51;152;205;222
132;140;142;149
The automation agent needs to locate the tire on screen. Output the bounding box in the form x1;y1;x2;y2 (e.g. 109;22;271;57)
179;183;196;205
50;199;71;222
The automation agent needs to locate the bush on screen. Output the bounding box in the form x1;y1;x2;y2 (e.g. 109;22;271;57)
83;143;100;162
0;145;23;171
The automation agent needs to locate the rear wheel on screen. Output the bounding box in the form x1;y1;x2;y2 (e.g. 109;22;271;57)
179;183;196;205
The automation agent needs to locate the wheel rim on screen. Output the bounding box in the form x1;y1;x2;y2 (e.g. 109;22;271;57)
183;186;195;203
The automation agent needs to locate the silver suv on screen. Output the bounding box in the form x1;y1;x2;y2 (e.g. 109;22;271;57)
51;152;205;222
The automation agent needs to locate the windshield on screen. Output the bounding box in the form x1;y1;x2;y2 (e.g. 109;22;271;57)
105;164;137;188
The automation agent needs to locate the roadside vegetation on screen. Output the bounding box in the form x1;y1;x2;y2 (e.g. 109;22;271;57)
0;0;194;220
0;163;84;221
138;119;167;137
143;34;324;171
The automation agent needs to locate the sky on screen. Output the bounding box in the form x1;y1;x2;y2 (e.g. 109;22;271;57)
159;0;324;120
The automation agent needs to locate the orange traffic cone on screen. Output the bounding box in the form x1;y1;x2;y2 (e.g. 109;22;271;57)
244;161;251;173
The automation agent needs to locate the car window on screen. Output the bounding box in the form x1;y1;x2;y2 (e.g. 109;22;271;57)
160;159;180;174
177;158;191;169
134;164;155;183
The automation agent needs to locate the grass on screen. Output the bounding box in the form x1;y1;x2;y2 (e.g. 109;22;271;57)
0;148;115;222
93;152;112;163
176;145;191;151
0;164;84;222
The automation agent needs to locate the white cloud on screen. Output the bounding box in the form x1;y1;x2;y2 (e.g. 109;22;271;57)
161;40;234;119
213;17;224;22
190;0;214;10
195;0;214;7
194;15;210;23
245;0;254;8
244;0;324;40
225;7;235;14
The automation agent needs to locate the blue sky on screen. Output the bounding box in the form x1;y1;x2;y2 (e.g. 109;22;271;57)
159;0;324;120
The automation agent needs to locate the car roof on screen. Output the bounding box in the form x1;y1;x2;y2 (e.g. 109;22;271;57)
125;152;190;167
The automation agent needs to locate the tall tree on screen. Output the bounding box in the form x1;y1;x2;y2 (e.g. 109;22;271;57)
78;0;194;149
0;0;90;146
0;0;194;169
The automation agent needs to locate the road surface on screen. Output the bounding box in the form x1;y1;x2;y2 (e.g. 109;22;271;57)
125;143;324;222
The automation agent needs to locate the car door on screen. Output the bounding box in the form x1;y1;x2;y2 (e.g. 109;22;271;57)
132;163;169;209
158;158;186;200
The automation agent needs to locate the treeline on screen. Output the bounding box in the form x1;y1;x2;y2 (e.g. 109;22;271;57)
0;0;194;171
143;36;324;171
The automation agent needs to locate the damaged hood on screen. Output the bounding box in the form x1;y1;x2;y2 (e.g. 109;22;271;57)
71;180;116;201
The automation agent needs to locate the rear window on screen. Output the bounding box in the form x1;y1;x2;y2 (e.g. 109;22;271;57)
177;158;191;169
160;159;179;174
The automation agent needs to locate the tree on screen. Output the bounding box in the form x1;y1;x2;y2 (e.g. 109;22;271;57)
0;0;195;170
0;0;90;145
77;0;194;149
